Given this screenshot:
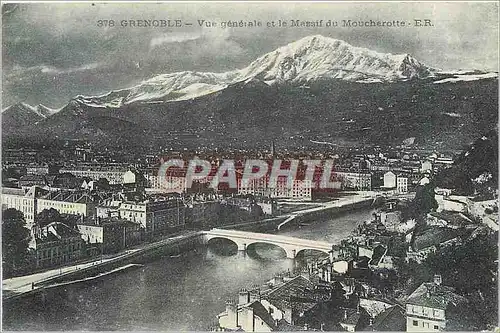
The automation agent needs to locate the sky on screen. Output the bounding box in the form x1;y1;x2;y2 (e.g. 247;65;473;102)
2;2;499;108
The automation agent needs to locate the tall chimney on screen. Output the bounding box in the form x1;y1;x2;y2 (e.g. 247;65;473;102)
238;288;250;305
434;274;442;286
225;300;238;328
249;286;261;302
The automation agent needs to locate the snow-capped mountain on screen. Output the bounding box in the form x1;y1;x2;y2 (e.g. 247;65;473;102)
2;102;60;136
3;35;497;151
2;102;59;118
73;35;436;108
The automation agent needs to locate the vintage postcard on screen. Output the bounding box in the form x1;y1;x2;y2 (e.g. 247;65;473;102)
1;1;498;331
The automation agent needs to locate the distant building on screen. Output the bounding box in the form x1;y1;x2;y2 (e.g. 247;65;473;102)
145;175;187;193
396;176;408;194
19;174;46;188
238;177;313;200
26;164;60;176
383;171;396;188
269;179;312;200
406;275;468;332
60;166;129;185
434;156;454;165
419;177;430;186
333;171;371;191
123;170;147;186
421;161;433;173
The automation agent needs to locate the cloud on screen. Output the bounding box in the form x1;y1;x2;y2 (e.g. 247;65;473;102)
40;62;103;75
6;63;103;79
149;32;201;49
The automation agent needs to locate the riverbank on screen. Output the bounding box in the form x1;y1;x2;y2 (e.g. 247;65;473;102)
2;202;376;331
277;192;377;230
3;193;377;304
2;230;203;302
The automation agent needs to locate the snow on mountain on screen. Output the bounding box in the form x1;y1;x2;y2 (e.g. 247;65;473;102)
240;35;434;84
35;104;60;117
69;35;436;108
2;102;59;118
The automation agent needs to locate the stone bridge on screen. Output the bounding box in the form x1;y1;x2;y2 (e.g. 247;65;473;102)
203;228;334;259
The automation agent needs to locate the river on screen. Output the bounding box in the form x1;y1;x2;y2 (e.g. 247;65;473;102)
2;208;375;331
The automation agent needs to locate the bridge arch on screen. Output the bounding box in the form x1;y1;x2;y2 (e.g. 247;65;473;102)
205;234;247;251
206;236;238;247
295;248;331;258
245;241;288;259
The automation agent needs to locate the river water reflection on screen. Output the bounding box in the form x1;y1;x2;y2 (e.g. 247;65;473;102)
3;208;374;331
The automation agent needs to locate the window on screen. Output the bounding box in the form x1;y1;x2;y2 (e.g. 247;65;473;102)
413;320;418;326
434;325;439;330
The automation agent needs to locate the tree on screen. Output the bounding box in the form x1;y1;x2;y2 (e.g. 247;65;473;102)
2;208;31;276
399;231;498;329
409;182;438;250
36;208;61;228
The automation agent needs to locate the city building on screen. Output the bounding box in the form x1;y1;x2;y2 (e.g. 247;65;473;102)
421;161;433;173
1;186;49;226
123;169;147;187
19;174;46;188
59;166;129;185
259;275;317;326
238;177;312;200
77;217;142;254
396;176;408;194
383;171;396;189
37;191;98;217
26;164;60;176
406;275;467;332
145;174;187;193
419;177;430;186
218;299;277;332
332;171;371;191
339;307;370;332
29;221;84;268
269;179;312;200
118;198;186;236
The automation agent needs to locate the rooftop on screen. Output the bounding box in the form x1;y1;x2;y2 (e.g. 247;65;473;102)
371;305;406;331
262;275;317;314
245;301;277;330
413;226;469;251
406;282;467;310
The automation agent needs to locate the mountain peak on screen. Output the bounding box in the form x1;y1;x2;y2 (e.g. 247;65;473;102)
54;35;436;108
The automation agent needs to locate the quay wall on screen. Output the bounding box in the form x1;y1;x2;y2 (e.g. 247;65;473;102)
34;234;204;287
4;233;204;305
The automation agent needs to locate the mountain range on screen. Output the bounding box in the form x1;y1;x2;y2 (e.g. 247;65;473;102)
2;35;498;150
